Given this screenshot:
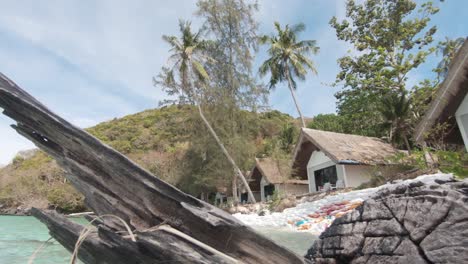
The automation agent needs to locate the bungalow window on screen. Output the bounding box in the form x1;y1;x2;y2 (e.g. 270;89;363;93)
314;165;337;191
240;192;248;203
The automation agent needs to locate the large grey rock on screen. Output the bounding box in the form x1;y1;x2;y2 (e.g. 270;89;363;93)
306;180;468;263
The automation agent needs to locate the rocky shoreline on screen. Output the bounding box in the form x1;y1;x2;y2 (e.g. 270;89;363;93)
227;188;355;216
0;204;32;216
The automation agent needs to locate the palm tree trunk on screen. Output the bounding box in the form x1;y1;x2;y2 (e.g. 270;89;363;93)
402;133;412;155
389;125;394;142
421;141;435;169
196;103;256;203
232;174;238;204
285;66;306;128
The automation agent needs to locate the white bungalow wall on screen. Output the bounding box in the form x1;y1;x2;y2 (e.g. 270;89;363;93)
341;165;372;188
456;94;468;152
307;151;343;192
275;183;309;196
307;151;372;192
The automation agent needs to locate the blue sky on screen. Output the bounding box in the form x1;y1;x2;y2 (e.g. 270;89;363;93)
0;0;466;165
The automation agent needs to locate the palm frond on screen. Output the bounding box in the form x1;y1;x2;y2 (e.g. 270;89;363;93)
289;55;307;78
290;23;306;34
192;60;209;83
258;56;276;76
294;53;317;74
293;40;320;54
274;21;282;35
162;35;182;51
258;35;271;45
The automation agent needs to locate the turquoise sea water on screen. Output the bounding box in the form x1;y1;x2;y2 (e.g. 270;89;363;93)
0;216;87;264
255;227;316;255
0;216;315;263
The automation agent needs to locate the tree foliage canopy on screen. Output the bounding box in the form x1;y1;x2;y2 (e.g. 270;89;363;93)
329;0;440;142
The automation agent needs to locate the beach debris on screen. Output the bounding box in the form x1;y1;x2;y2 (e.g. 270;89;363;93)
287;199;363;234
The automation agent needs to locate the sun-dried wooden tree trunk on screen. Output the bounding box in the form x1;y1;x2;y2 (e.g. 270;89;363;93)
0;73;310;264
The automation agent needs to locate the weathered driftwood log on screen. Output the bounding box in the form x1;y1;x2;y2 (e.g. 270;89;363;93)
0;73;310;264
306;179;468;263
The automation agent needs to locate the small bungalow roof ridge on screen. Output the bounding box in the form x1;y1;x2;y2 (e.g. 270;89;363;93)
293;128;399;166
251;157;289;184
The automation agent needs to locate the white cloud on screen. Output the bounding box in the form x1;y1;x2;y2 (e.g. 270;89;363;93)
0;1;200;163
0;1;199;103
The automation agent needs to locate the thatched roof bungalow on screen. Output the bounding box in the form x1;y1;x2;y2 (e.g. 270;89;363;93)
292;128;402;192
249;157;308;202
414;38;468;150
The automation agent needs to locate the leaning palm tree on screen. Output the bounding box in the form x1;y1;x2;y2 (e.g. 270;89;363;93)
161;20;257;203
259;22;319;127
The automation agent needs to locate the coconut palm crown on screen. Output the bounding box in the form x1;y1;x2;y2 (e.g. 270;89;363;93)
259;22;319;127
162;20;210;99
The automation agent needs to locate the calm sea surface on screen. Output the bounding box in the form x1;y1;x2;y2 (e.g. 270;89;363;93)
0;216;316;263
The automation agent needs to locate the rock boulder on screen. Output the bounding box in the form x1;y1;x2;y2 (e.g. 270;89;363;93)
306;179;468;263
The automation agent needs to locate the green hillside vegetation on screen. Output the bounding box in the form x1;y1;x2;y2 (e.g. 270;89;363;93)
0;105;297;213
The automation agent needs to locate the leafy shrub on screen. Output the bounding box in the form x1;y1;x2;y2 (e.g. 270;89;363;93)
391;149;468;179
12;155;25;167
437;150;468;178
47;184;85;213
268;189;285;211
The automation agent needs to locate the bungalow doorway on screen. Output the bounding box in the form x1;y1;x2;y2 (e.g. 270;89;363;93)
264;184;275;200
314;165;337;191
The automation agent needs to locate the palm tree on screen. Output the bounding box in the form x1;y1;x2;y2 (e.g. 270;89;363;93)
162;20;257;203
259;22;319;127
378;90;412;154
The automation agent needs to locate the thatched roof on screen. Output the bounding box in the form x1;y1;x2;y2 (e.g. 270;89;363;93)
414;38;468;144
250;157;308;186
294;128;398;164
250;157;293;185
